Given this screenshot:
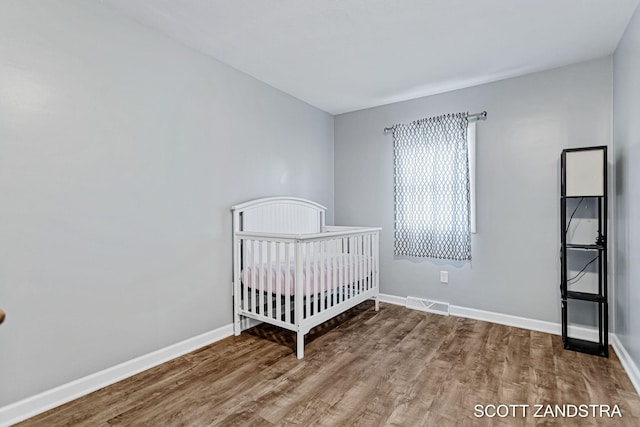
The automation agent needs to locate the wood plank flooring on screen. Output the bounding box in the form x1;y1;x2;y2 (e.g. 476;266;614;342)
19;302;640;426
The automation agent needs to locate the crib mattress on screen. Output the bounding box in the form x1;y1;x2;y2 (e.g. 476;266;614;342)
241;255;373;297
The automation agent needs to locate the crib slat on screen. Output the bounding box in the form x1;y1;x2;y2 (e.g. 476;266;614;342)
241;239;246;312
370;234;374;291
335;239;340;305
312;242;318;314
252;239;257;312
259;240;264;316
345;237;350;300
354;235;359;296
343;237;351;300
334;239;340;306
352;236;356;297
336;239;344;304
348;236;352;299
276;242;282;321
350;236;355;297
330;240;336;308
353;236;362;295
368;234;372;292
243;239;250;312
267;241;273;319
305;242;311;318
366;234;370;290
320;240;326;312
364;234;373;290
365;234;370;291
359;235;363;293
233;235;240;334
295;241;303;326
359;234;364;294
285;242;291;324
351;236;355;297
344;237;349;302
374;232;379;290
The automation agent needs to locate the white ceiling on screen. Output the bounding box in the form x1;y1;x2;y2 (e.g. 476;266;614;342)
102;0;639;114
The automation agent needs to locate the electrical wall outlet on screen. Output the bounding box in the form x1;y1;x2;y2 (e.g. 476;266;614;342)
440;271;449;284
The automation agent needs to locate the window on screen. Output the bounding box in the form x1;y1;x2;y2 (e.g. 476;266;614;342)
393;112;472;261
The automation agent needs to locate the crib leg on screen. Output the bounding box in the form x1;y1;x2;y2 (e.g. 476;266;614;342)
233;319;241;336
375;297;380;312
296;331;304;359
233;308;241;336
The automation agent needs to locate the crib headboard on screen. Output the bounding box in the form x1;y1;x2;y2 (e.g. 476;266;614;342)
232;197;326;234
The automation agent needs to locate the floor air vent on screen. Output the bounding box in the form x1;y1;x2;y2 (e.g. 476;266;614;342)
406;296;450;316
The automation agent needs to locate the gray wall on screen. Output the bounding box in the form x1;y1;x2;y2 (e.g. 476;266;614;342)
613;5;640;374
0;1;333;406
335;57;612;323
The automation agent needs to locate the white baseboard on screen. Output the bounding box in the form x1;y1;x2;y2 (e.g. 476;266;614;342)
380;292;638;396
611;334;640;397
0;324;234;427
449;304;613;343
382;293;605;341
378;293;406;306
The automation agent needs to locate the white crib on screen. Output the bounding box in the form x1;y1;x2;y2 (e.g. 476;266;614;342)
232;197;380;359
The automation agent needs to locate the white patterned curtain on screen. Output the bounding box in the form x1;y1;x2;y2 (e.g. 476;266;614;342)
393;113;471;260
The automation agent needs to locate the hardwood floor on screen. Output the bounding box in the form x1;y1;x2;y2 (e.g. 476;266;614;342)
19;302;640;426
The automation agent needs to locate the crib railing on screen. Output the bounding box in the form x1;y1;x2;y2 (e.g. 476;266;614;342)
233;227;380;334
